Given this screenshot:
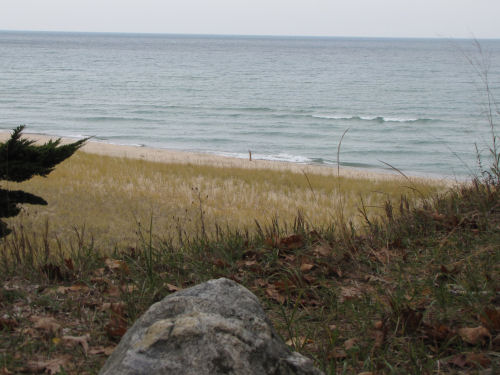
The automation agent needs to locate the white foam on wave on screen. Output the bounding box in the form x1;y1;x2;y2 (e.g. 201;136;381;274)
312;114;428;123
210;151;312;164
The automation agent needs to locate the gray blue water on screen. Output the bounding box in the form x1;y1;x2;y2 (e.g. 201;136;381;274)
1;31;500;178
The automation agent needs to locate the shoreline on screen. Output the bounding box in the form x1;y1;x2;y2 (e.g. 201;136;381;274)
0;130;452;184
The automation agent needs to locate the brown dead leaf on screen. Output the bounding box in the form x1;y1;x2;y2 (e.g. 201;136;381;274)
265;285;285;304
104;258;130;274
101;301;126;312
55;284;89;294
166;283;181;292
93;267;106;276
31;316;61;335
479;307;500;331
40;263;63;281
212;258;229;268
424;323;454;342
373;329;385;349
279;234;304;250
285;336;313;347
236;259;260;271
26;356;71;374
106;284;122;297
120;284;138;293
62;334;90;355
344;338;358;350
328;347;347;359
299;261;314;272
440;264;459;275
63;258;74;271
458;326;491;345
0;318;18;331
448;352;491;369
253;279;267;288
339;286;363;302
105;303;128;340
494;333;500;344
89;346;116;356
432;212;446;221
312;244;332;257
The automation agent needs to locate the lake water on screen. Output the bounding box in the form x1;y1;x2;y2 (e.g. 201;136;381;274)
1;31;499;178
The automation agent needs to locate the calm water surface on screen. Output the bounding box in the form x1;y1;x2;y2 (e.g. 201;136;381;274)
1;31;500;178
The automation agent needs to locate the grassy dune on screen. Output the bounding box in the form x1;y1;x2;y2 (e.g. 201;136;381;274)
4;145;497;374
3;149;443;250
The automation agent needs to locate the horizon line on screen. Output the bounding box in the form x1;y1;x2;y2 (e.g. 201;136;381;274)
1;29;499;41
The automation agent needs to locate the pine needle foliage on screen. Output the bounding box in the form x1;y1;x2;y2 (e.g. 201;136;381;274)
0;125;87;237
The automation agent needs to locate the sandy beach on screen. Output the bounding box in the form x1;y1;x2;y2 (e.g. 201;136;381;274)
0;130;448;184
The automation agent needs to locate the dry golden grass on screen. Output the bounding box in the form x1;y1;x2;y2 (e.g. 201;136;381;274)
3;150;444;250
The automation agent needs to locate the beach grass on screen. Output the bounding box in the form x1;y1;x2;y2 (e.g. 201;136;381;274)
2;148;443;251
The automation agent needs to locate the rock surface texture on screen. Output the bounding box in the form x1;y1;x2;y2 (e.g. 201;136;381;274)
99;278;324;375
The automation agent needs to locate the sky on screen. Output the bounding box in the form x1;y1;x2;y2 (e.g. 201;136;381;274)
1;0;500;39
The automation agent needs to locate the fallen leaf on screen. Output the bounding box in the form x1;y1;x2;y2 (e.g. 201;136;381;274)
0;318;18;331
62;334;90;355
89;346;116;356
31;316;61;335
312;244;332;257
105;303;128;340
104;258;129;274
63;258;74;271
339;286;363;302
101;302;126;312
285;336;313;347
212;258;229;268
479;307;500;330
373;329;385;349
344;338;357;350
440;264;459;275
121;284;138;293
432;212;445;221
400;307;423;333
56;284;89;294
328;347;347;359
265;285;285;304
299;261;314;272
253;279;267;288
40;263;63;281
93;267;106;276
105;284;121;297
424;323;454;342
457;326;491;345
279;234;304;250
264;236;279;248
166;283;181;292
26;356;71;374
448;352;491;368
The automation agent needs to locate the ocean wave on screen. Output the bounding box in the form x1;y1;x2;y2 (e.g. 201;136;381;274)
311;114;436;123
214;106;276;113
78;116;156;123
212;151;312;164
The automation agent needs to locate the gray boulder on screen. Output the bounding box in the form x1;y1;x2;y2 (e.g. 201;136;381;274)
99;278;324;375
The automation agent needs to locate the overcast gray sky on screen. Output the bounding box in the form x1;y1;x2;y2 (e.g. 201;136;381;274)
1;0;499;38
